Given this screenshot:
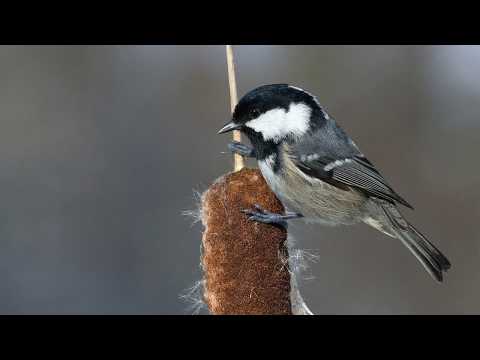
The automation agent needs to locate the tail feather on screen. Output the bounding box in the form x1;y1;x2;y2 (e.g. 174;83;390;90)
372;199;450;282
388;223;447;282
408;223;451;271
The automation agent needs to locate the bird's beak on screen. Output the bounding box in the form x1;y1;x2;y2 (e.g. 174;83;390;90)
218;121;242;134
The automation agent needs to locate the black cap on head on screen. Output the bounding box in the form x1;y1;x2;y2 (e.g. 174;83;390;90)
232;84;323;125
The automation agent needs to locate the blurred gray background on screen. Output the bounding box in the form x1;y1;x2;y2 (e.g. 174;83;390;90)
0;45;478;314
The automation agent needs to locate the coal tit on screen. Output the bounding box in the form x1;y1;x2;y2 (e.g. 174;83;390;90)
218;84;450;282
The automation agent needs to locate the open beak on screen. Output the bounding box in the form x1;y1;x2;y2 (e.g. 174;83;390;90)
218;121;242;134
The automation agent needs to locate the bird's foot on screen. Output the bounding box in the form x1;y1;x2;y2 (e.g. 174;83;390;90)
228;141;256;158
241;204;303;229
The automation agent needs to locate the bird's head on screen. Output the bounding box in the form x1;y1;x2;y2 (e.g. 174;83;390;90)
218;84;328;152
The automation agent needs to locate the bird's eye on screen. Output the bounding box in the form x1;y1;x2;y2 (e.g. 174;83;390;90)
251;109;260;117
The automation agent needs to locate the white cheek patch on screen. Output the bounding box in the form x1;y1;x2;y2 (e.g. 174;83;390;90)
246;103;311;142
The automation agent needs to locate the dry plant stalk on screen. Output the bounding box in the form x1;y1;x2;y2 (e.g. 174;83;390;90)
226;45;245;171
199;45;293;314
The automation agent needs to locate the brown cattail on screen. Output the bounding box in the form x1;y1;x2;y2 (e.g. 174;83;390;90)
201;168;292;314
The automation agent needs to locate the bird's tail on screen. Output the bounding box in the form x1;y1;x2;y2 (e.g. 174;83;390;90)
366;199;451;282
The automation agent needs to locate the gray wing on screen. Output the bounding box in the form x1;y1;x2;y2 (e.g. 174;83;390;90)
290;120;413;209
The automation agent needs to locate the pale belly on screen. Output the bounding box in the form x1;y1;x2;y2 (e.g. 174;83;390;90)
258;158;369;226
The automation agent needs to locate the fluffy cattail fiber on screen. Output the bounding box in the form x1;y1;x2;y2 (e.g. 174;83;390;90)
200;168;292;315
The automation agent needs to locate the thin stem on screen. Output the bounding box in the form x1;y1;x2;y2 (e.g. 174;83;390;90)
226;45;245;171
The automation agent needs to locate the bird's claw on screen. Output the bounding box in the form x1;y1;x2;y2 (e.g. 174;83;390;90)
228;141;256;158
241;204;303;229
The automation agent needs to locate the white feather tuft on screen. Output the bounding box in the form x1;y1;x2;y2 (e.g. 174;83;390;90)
181;190;204;226
286;234;317;315
179;280;207;315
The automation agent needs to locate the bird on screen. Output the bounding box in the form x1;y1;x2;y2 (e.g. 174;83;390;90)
218;83;451;282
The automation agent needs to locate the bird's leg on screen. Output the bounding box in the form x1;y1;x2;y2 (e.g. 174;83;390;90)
228;141;256;158
242;204;304;228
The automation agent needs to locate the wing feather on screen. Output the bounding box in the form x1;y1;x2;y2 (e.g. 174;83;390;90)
332;159;413;208
288;118;413;209
293;155;413;209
